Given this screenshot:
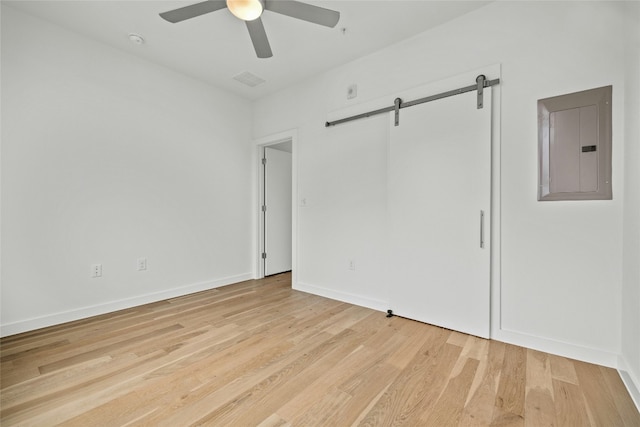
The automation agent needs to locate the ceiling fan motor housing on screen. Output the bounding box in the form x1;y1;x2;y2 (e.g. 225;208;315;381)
226;0;265;22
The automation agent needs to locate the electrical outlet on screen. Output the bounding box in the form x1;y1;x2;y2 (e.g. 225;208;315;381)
137;257;147;271
91;264;102;278
348;260;355;271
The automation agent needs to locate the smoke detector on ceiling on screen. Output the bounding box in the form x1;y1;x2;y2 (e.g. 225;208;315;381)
128;33;145;45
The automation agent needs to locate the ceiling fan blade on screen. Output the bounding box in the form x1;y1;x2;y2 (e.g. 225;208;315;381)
246;18;273;58
159;0;227;23
265;1;340;28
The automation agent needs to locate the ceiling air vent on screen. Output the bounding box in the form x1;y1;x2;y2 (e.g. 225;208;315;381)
233;71;266;87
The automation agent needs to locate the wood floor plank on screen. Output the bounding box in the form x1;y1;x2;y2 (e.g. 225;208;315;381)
1;350;168;426
357;329;460;425
421;357;480;425
289;387;352;426
524;349;556;427
1;338;70;362
574;360;625;426
191;327;372;426
256;413;292;427
48;325;274;426
107;322;305;425
136;331;341;426
0;363;41;389
2;273;638;426
552;378;592;427
491;343;526;426
450;335;489;408
275;345;376;421
3;322;245;424
459;339;506;426
38;323;184;375
548;352;579;384
275;317;410;424
446;330;470;348
599;365;640;426
322;305;374;335
385;326;435;370
330;362;400;426
1;354;115;410
8;317;186;372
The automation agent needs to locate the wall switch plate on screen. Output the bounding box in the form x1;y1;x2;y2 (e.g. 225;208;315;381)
137;257;147;271
91;264;102;278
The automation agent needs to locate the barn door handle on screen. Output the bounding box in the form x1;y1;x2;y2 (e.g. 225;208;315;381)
480;210;485;249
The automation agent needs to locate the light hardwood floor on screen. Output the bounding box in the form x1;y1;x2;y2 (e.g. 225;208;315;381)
1;273;639;426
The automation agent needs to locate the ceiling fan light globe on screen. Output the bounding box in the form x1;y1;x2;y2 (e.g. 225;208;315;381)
227;0;264;21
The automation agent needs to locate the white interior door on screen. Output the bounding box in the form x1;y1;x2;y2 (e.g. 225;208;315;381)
264;146;292;276
388;90;491;338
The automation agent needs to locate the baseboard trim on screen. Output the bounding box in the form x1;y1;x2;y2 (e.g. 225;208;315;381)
293;282;622;370
294;281;388;313
494;327;619;368
618;355;640;411
0;273;253;337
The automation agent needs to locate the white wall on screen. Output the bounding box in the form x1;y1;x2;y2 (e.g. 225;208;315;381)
297;115;389;310
621;1;640;405
0;6;253;335
253;1;632;369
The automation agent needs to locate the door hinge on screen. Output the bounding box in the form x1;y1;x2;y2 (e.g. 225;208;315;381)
262;158;267;165
261;205;267;212
262;252;267;259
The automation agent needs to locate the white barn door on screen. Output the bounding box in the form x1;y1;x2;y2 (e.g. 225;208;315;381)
388;90;492;338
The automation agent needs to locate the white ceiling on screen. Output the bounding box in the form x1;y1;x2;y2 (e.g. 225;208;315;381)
5;0;491;100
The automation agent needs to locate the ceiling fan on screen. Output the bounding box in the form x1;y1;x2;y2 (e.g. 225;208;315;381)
159;0;340;58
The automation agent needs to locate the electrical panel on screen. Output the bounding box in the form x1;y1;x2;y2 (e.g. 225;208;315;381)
538;86;612;201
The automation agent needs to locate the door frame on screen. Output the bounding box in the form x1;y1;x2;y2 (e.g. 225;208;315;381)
253;129;298;282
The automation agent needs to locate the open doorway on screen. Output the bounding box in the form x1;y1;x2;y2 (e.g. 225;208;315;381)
262;142;292;276
254;131;297;281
